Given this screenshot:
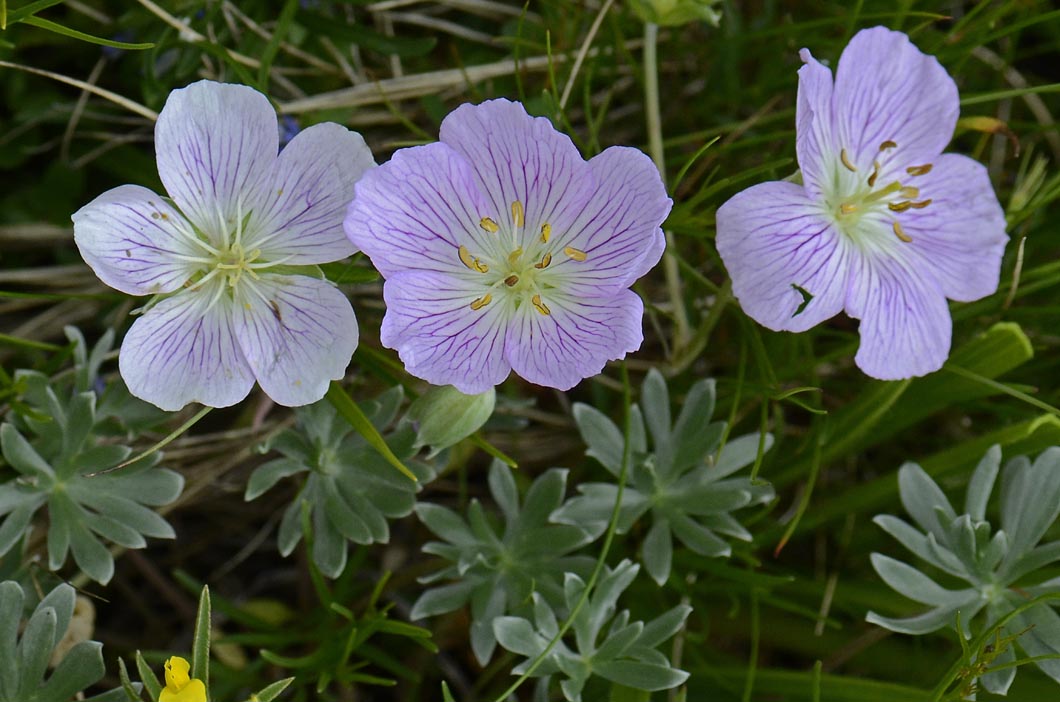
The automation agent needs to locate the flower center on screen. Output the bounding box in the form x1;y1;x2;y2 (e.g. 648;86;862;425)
826;142;934;245
457;200;588;315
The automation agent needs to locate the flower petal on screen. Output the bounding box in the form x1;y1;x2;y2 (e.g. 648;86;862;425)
845;249;951;379
248;123;375;264
154;80;278;242
504;289;643;391
439;99;592;236
831;27;958;172
795;48;837;199
231;274;358;406
119;288;253;411
715;180;850;332
547;146;670;293
379;270;511;394
900;153;1008;301
345;142;494;277
73;185;203;296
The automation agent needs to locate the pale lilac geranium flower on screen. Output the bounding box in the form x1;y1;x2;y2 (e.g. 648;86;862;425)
344;99;671;394
716;27;1008;379
73;80;373;410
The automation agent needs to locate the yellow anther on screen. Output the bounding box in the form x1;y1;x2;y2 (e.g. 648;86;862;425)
910;199;932;209
470;294;492;311
899;186;920;200
511;201;524;228
906;164;933;176
867;161;881;187
534;252;552;269
540;223;551;243
879;140;897;151
504;275;520;287
839;203;859;215
887;201;913;212
563;246;588;262
531;294;551;316
480;217;499;233
508;248;523;267
892;220;913;243
459;245;489;273
840;148;857;172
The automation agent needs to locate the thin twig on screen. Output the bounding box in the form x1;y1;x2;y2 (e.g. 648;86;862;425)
0;61;157;120
558;0;614;110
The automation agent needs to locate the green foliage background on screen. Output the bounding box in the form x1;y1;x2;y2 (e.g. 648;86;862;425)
1;0;1060;700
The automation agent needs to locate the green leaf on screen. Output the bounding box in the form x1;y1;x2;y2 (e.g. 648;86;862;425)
593;660;689;691
247;677;294;702
641;518;672;585
37;641;106;702
117;658;143;702
964;444;1001;521
441;681;457;702
134;652;162;701
573;403;624;476
327;382;417;482
21;15;154;49
191;586;211;687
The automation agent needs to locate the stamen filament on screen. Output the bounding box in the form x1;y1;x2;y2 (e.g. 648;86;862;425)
863;181;903;204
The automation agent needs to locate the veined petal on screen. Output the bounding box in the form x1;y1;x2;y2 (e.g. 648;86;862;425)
249;123;375;264
73;185;202;296
795;48;837;199
716;181;850;332
232;274;358;407
155;80;278;244
845;248;951;380
345;142;494;277
547;146;670;293
379;271;510;394
900;153;1008;301
832;27;958;173
119;287;253;411
504;289;643;391
439;99;592;238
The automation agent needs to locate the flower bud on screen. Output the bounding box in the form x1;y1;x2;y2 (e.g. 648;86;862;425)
629;0;722;27
407;386;496;457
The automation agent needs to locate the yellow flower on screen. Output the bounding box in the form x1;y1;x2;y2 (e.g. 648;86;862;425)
159;656;207;702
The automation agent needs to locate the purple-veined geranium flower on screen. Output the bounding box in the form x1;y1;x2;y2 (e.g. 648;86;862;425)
72;80;374;410
343;99;671;394
716;26;1008;379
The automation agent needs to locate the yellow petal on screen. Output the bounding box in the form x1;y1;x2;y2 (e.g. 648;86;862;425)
160;678;207;702
164;657;191;689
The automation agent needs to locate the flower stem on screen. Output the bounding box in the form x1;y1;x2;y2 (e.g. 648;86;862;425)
643;22;691;353
488;363;633;702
